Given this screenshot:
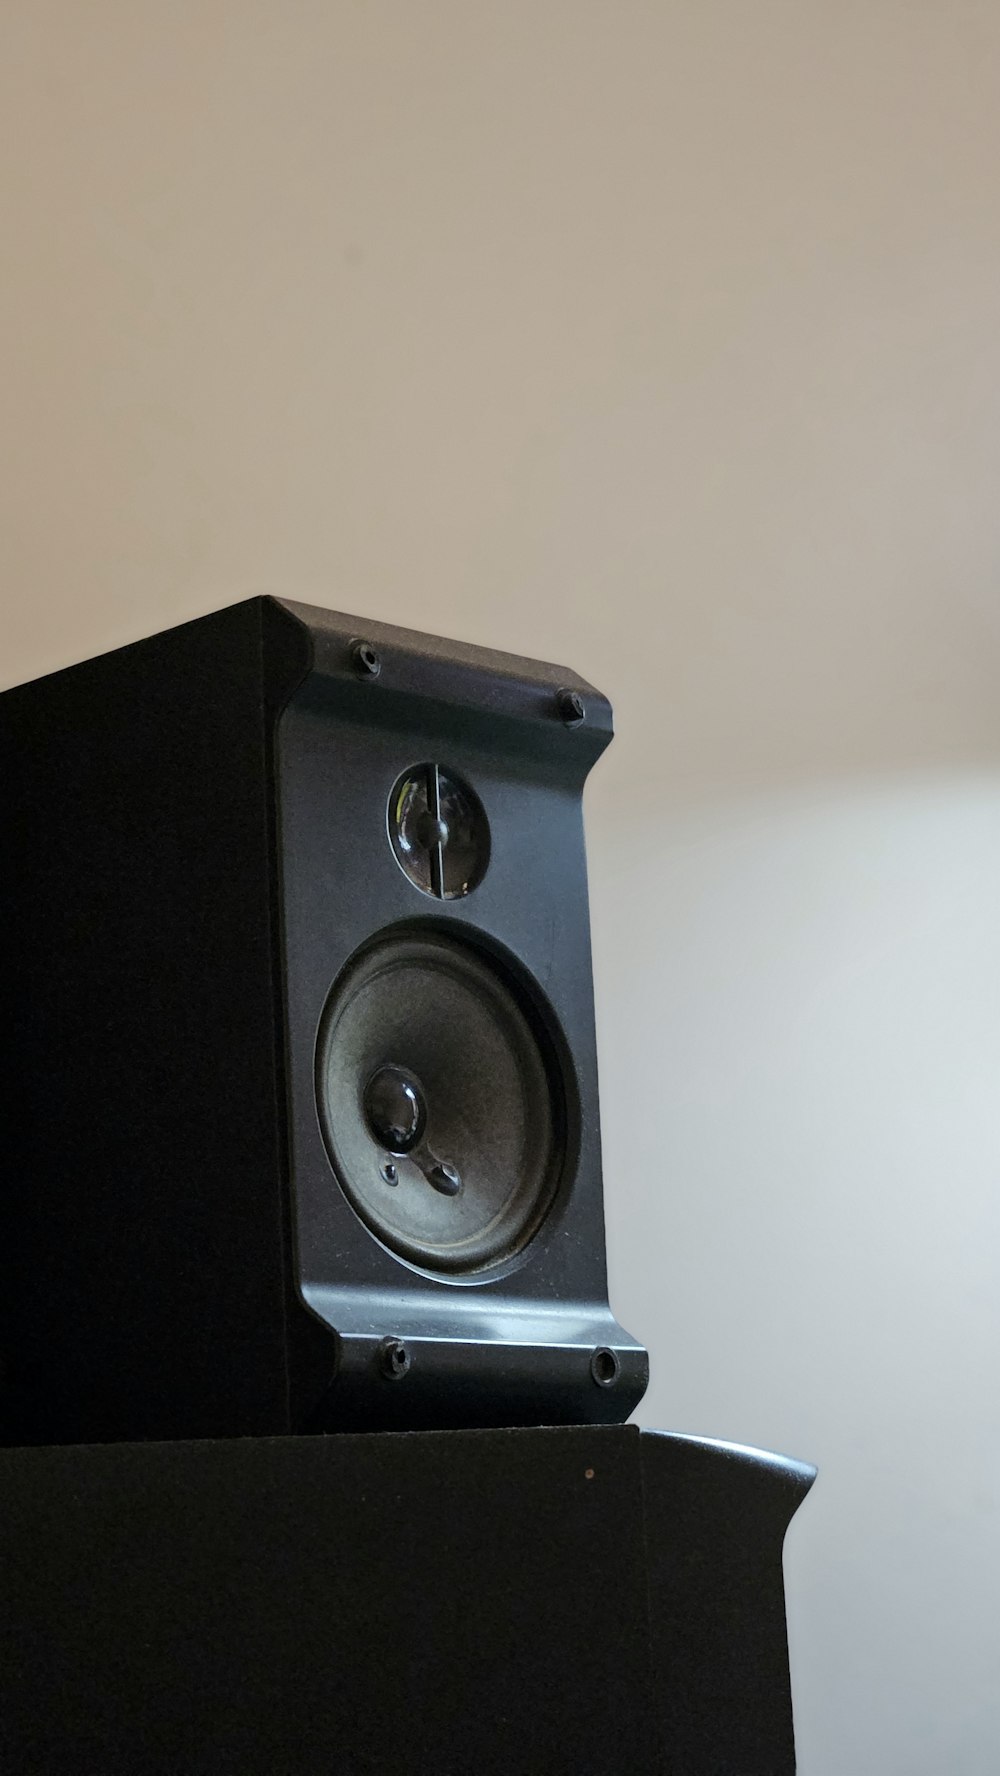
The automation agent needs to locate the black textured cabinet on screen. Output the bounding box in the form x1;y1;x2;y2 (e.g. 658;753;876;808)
0;1424;813;1774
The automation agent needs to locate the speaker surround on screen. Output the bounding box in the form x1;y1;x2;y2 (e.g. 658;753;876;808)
1;597;648;1442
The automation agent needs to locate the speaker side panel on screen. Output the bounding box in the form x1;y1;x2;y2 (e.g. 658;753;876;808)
1;601;294;1443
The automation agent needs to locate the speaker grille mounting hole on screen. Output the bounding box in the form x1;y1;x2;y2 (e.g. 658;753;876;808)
388;765;489;900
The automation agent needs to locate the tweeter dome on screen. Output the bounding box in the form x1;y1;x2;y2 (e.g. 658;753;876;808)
1;597;647;1443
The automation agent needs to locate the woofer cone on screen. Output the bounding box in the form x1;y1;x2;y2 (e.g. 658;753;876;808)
315;929;565;1275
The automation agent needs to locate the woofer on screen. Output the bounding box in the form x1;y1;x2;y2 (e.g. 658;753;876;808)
315;929;563;1274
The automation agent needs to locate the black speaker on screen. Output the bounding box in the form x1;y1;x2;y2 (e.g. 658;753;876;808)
1;597;647;1443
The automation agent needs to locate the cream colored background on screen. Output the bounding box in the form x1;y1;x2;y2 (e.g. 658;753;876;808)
4;5;1000;1770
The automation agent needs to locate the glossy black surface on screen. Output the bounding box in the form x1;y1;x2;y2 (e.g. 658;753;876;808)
364;1064;427;1154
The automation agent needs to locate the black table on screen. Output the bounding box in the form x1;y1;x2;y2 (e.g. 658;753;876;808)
0;1424;813;1773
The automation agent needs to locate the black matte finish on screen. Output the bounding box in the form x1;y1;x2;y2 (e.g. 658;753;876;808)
1;597;646;1444
0;1425;814;1774
642;1432;815;1770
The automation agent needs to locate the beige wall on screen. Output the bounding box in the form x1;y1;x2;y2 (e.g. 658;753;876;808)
5;6;1000;1770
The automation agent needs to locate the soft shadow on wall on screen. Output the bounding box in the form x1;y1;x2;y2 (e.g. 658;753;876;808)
570;234;1000;1774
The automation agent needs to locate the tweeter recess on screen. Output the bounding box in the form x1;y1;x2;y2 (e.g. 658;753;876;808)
315;930;564;1275
388;764;489;900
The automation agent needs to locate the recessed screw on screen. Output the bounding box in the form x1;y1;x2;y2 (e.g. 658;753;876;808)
378;1336;411;1381
590;1347;620;1388
380;1160;399;1186
351;638;382;678
557;688;585;727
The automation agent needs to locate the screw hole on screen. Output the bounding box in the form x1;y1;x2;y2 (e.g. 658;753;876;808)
557;688;585;728
379;1337;411;1380
352;639;382;678
590;1347;620;1388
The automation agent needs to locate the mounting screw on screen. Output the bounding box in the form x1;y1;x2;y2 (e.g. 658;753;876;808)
380;1160;399;1186
378;1336;411;1381
557;688;585;728
351;638;382;679
590;1347;620;1388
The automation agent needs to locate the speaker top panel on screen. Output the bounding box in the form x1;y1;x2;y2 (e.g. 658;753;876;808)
264;596;614;778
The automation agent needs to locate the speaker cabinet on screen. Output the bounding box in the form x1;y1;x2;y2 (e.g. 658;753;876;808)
1;598;647;1443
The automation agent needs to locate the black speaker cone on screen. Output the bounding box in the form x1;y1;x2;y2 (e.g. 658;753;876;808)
315;931;563;1274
